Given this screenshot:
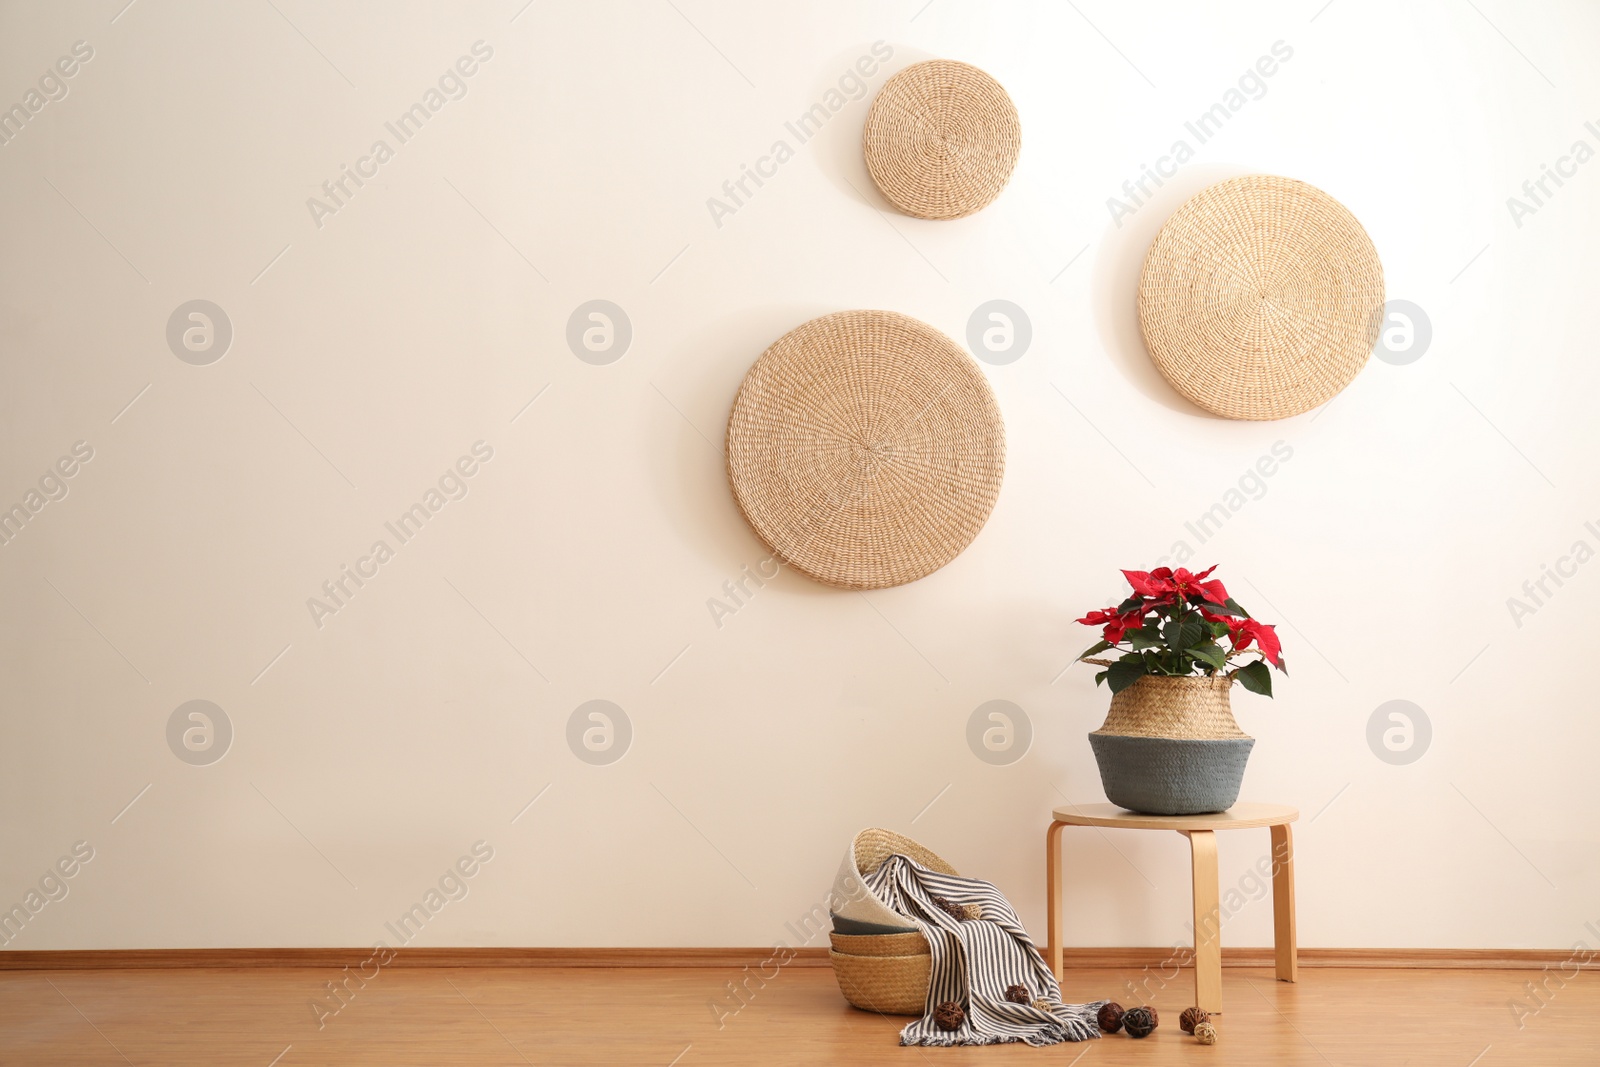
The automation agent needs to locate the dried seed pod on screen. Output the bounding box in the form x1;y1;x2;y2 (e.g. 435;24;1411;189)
1194;1020;1218;1045
1180;1006;1210;1034
1097;1002;1124;1034
1004;984;1030;1004
1123;1005;1157;1038
934;1001;965;1031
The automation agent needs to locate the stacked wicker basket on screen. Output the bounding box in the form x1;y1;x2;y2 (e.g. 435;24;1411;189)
828;929;932;1015
828;828;963;1015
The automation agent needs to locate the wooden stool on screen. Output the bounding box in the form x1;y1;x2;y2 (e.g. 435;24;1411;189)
1045;802;1298;1013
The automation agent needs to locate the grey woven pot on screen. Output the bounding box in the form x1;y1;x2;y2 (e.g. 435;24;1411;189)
1088;733;1254;815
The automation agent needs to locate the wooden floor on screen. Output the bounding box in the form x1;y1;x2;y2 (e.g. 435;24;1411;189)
3;962;1597;1065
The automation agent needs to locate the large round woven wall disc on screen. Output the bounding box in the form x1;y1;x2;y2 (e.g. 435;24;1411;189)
1137;175;1385;421
726;310;1006;590
862;59;1021;220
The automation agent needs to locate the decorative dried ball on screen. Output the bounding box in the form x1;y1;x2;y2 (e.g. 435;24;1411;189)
1194;1021;1218;1045
1097;1002;1125;1034
1180;1007;1211;1034
1123;1006;1158;1038
930;895;969;922
1004;984;1030;1005
1031;998;1054;1012
934;1001;966;1031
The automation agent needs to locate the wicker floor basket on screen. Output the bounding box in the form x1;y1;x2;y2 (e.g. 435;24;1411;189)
828;829;957;1015
829;932;930;1015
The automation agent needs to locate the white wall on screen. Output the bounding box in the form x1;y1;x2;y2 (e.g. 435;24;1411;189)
2;0;1597;954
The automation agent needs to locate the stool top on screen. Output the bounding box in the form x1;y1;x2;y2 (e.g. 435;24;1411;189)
1051;802;1298;831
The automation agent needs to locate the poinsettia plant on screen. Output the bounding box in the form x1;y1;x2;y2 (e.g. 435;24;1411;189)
1076;566;1287;696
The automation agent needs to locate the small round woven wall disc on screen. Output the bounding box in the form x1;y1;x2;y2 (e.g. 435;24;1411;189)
1137;175;1385;421
863;59;1021;220
725;310;1005;590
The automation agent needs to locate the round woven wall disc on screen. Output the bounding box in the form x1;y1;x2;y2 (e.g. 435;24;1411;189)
1137;175;1385;420
862;59;1021;220
725;310;1005;590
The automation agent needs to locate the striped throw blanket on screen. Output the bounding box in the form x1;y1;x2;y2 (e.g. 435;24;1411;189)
863;854;1104;1047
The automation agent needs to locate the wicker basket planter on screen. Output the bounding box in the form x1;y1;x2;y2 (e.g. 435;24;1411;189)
1089;675;1254;815
827;829;957;1015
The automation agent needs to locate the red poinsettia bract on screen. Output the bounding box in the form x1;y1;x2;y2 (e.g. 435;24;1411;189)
1075;564;1287;696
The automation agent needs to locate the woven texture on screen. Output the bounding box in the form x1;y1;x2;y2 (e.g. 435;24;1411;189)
726;310;1005;590
1138;175;1384;420
829;948;933;1015
829;931;930;958
863;59;1021;220
1092;675;1249;740
854;827;959;878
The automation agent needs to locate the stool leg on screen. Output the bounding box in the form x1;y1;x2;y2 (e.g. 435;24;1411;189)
1188;829;1222;1013
1046;821;1066;981
1271;823;1298;983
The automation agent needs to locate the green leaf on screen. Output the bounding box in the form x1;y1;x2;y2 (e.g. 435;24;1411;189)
1235;660;1273;697
1187;642;1227;671
1106;656;1148;694
1128;628;1162;651
1150;650;1186;676
1206;597;1251;619
1078;639;1111;661
1094;670;1108;687
1115;597;1143;613
1162;612;1204;654
1207;619;1231;638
